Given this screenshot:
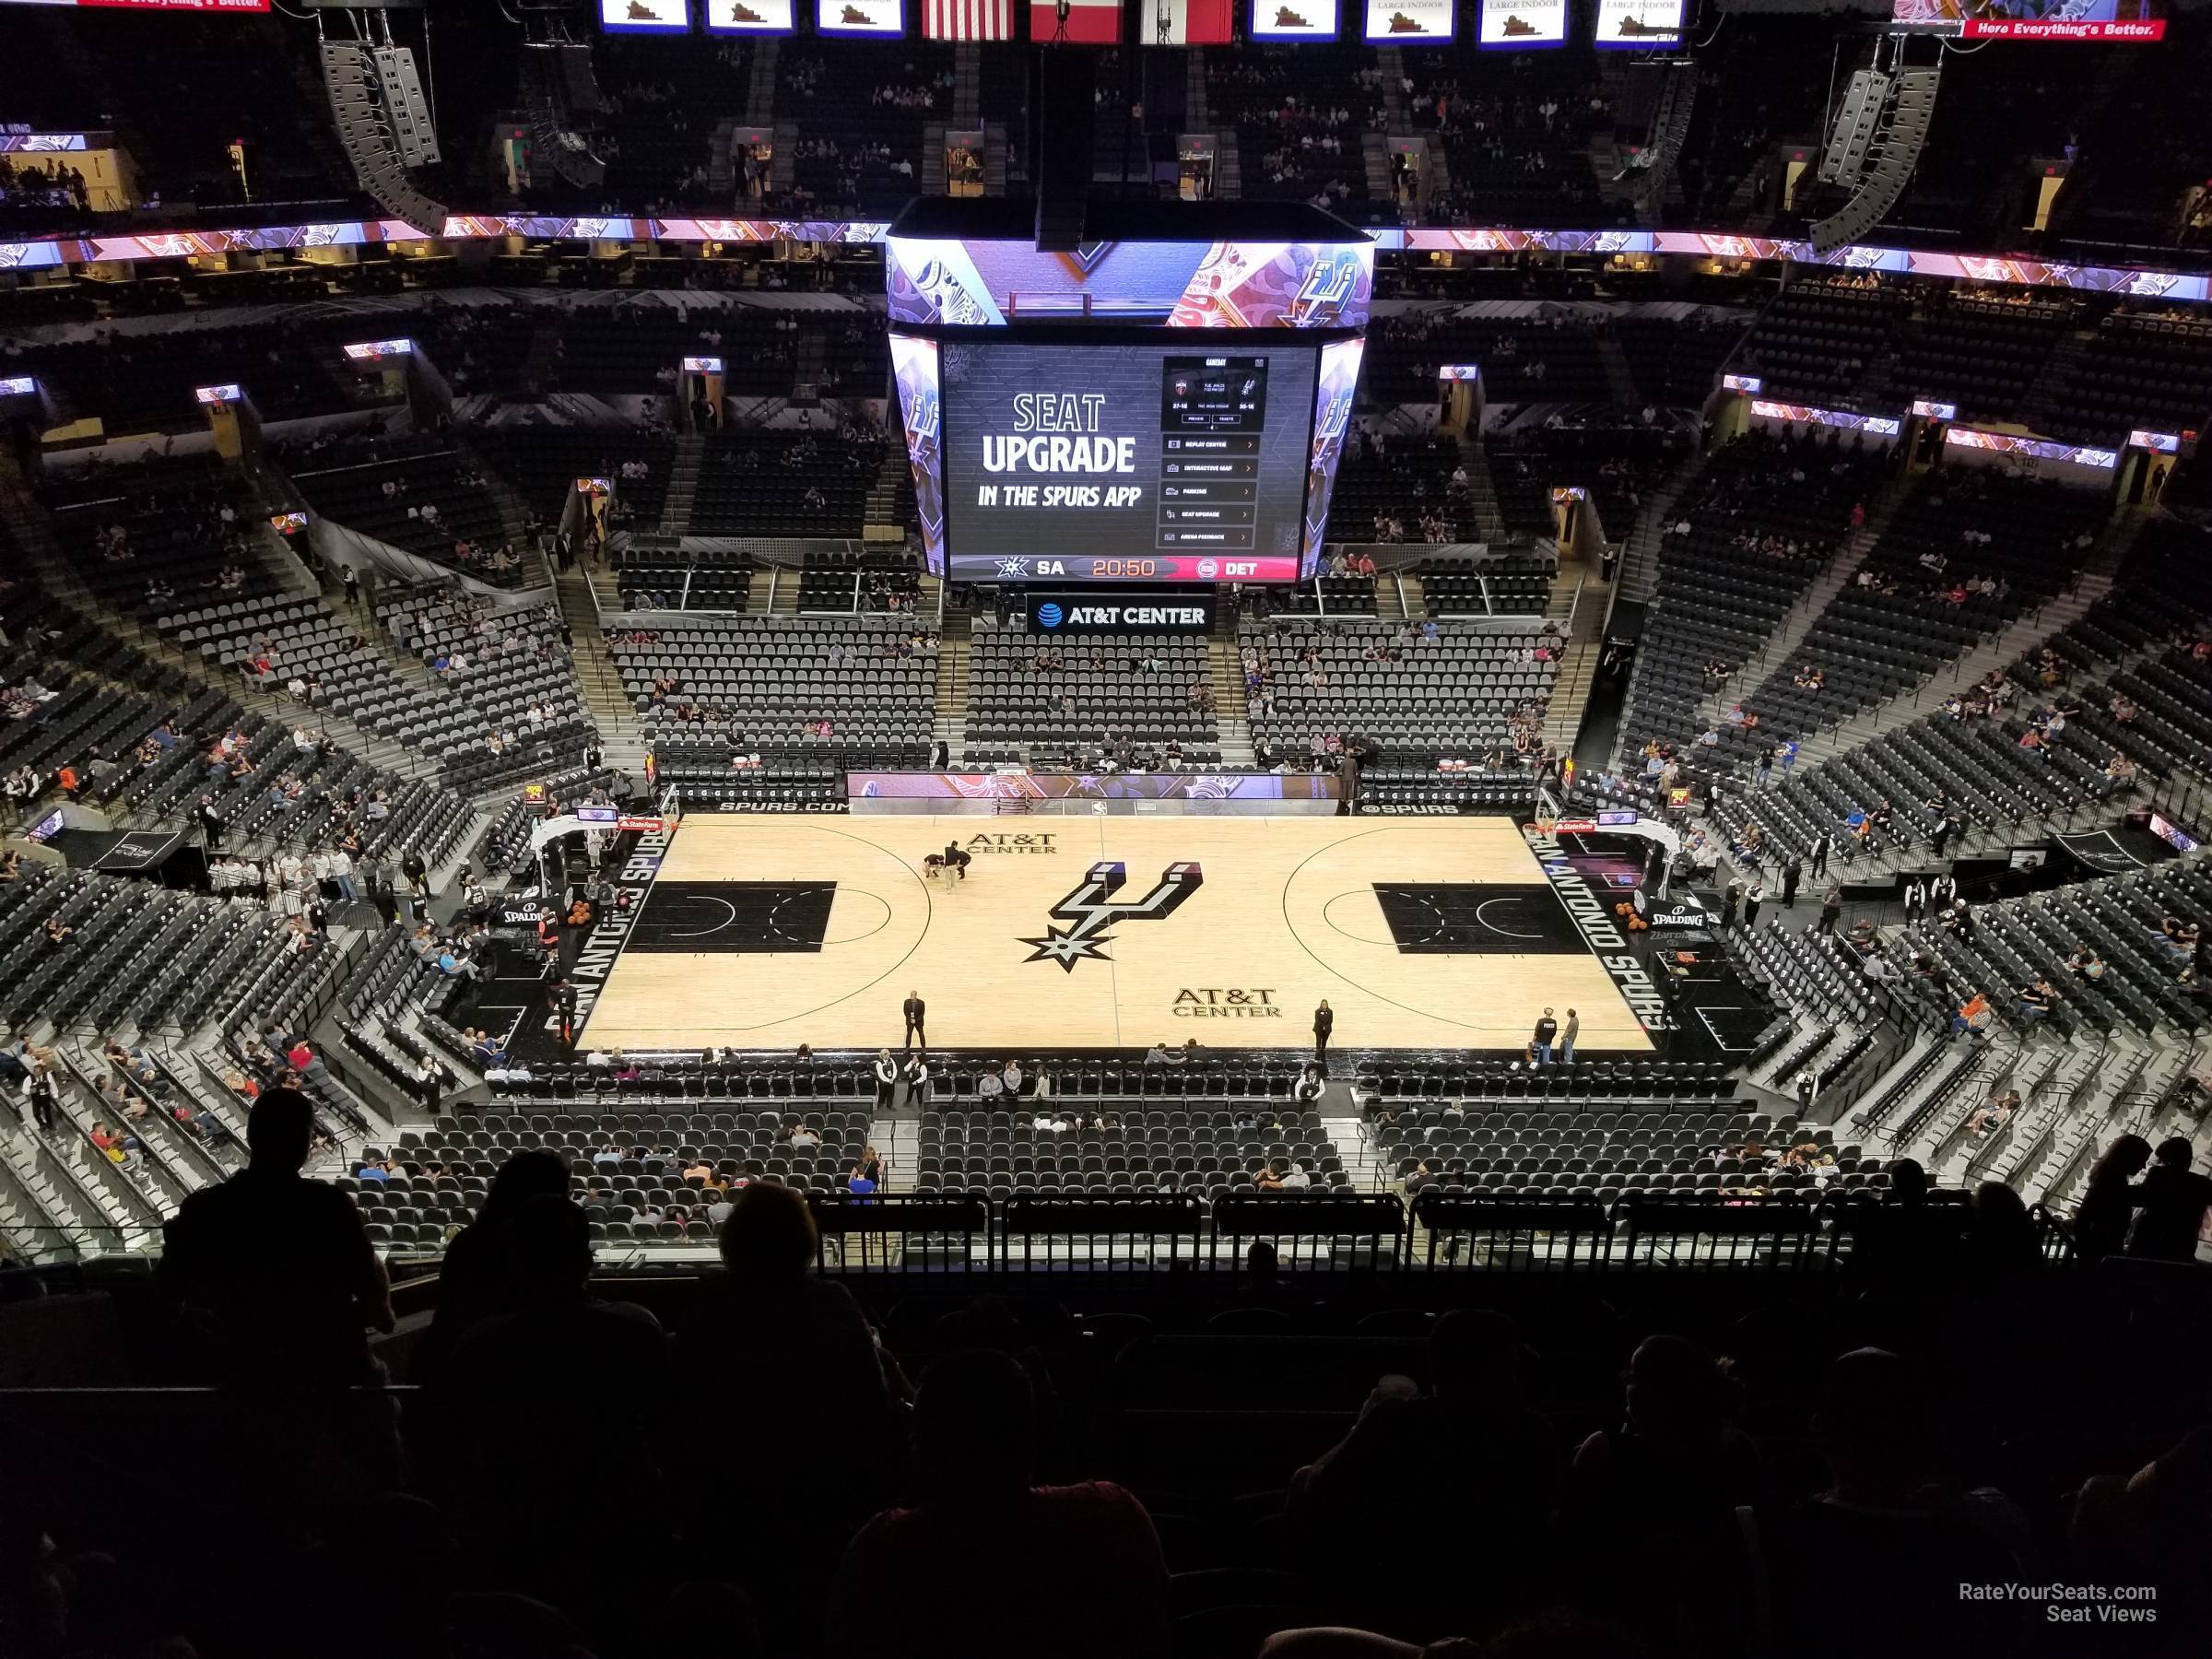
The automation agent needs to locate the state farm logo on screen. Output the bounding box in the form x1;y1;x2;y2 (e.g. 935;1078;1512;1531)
966;832;1057;853
1173;988;1282;1018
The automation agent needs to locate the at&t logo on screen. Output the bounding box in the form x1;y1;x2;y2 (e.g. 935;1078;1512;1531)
967;832;1057;854
1172;988;1282;1018
1036;603;1064;629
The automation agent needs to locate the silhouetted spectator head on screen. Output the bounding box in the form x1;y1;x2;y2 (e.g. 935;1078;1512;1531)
2088;1133;2153;1190
2071;1425;2212;1583
2119;1425;2212;1537
1262;1609;1645;1659
718;1182;818;1279
1888;1158;1928;1205
244;1087;315;1171
482;1147;570;1220
1431;1308;1523;1405
498;1194;591;1303
2154;1135;2195;1171
1482;1610;1651;1659
1814;1347;1926;1502
913;1347;1034;1503
1623;1335;1735;1441
1969;1180;2039;1272
1247;1239;1280;1285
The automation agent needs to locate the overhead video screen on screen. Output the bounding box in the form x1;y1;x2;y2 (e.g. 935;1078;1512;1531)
706;0;795;29
1364;0;1455;42
939;341;1320;583
0;0;269;9
599;0;689;31
1477;0;1565;46
1594;0;1683;47
1890;0;2164;38
1252;0;1340;38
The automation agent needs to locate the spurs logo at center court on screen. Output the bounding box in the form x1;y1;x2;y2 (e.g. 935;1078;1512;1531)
1019;860;1203;971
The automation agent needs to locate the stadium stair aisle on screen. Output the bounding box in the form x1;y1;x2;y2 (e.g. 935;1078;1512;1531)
1688;470;1913;736
1789;565;2115;775
934;615;971;764
1610;445;1716;608
1206;635;1255;769
549;561;649;774
1788;510;2142;777
657;434;705;537
1540;584;1607;760
457;433;537;552
1455;438;1510;544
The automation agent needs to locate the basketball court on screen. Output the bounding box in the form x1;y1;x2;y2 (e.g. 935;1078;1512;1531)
579;814;1655;1055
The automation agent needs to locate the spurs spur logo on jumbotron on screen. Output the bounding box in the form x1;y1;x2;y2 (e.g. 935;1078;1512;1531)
1019;860;1204;972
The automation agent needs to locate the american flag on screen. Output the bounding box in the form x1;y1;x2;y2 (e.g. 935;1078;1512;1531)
924;0;1012;36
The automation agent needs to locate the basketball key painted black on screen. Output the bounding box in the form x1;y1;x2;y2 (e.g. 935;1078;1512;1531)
628;881;839;953
1371;882;1585;956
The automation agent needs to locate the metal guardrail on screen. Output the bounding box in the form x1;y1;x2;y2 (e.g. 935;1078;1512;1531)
778;1188;2085;1280
1;1188;2082;1276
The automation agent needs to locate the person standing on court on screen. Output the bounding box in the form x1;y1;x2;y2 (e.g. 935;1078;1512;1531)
902;990;926;1051
1532;1008;1558;1065
1312;999;1334;1071
1559;1008;1579;1065
872;1050;900;1112
1744;877;1766;931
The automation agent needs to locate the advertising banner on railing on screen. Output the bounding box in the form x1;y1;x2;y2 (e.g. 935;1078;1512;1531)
1943;428;2118;468
1748;400;1900;437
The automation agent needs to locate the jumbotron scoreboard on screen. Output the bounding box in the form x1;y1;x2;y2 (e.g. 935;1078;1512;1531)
884;207;1372;587
939;342;1318;582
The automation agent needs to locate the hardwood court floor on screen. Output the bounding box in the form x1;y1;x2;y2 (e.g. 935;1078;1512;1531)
581;814;1653;1055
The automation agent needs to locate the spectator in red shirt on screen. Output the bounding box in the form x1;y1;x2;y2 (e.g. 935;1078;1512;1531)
833;1348;1168;1659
